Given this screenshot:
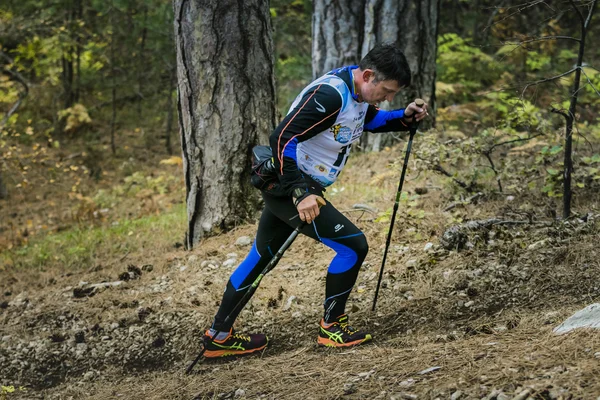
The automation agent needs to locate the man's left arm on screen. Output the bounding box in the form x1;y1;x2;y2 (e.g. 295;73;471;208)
363;101;428;133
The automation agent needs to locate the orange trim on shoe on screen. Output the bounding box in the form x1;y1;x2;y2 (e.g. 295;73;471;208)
203;342;268;358
317;334;372;348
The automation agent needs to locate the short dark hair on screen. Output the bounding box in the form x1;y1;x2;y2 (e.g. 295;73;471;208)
359;43;411;87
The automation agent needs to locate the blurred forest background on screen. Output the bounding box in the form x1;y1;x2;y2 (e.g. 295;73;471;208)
1;0;599;263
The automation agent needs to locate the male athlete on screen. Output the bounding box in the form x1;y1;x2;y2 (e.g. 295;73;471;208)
203;43;428;357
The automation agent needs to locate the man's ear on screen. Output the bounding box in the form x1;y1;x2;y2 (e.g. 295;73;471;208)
362;69;375;83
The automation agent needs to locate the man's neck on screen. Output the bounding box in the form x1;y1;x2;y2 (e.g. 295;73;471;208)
351;68;363;102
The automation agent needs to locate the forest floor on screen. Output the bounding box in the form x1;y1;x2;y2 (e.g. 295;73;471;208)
1;131;600;399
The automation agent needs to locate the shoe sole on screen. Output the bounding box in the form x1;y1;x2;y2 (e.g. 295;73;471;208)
204;342;268;358
317;334;372;348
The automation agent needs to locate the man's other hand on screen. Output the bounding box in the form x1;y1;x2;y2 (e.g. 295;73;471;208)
405;101;429;122
294;194;323;224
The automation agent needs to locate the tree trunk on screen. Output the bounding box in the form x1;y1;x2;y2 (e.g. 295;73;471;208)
166;66;175;155
174;0;276;248
137;7;148;116
74;0;83;102
563;0;597;218
313;0;440;150
312;0;365;79
62;2;76;109
110;1;117;155
0;172;7;200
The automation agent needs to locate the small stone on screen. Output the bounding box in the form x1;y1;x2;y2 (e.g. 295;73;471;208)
398;378;415;388
222;259;237;268
343;383;357;395
423;242;434;252
406;259;417;268
465;301;474;308
528;239;549;250
235;236;252;247
188;255;199;263
226;252;238;258
179;265;187;272
450;391;463;400
83;371;95;381
141;264;153;272
506;195;515;201
418;366;441;375
594;352;600;359
399;394;417;400
234;389;246;398
283;296;297;311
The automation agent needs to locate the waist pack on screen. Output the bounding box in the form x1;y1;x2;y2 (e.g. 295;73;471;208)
250;145;284;195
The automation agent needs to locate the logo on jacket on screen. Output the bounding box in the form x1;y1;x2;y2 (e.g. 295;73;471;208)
331;124;352;144
314;98;326;113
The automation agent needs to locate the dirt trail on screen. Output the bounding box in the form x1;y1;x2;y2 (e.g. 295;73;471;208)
2;147;600;399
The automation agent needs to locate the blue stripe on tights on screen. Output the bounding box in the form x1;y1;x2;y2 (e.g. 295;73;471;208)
230;242;261;290
321;238;358;274
329;232;363;241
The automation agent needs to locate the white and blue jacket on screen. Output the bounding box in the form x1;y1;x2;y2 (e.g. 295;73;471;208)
269;66;412;195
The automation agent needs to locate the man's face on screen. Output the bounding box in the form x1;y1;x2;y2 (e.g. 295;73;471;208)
361;72;401;105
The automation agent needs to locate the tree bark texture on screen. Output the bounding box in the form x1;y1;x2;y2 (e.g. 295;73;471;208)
174;0;276;248
313;0;439;150
312;0;365;79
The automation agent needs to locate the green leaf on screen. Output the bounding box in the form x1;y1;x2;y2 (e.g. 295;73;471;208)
546;168;560;176
549;146;563;155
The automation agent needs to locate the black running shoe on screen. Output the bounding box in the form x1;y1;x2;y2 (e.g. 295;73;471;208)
317;314;372;347
202;328;268;358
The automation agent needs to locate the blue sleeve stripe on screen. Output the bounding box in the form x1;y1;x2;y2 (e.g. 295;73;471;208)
364;109;405;131
282;138;298;161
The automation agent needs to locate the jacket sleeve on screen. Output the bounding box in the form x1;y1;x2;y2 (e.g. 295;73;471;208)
269;83;342;196
363;105;412;133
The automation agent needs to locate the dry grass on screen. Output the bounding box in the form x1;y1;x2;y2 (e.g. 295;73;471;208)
3;141;600;399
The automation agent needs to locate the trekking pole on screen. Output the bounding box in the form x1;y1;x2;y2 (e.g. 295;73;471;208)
371;99;424;312
186;196;326;374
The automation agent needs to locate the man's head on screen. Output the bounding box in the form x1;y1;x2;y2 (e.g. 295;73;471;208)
355;43;411;105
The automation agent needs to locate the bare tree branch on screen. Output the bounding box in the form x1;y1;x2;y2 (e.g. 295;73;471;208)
580;68;600;97
521;67;579;98
503;35;581;47
569;0;586;25
585;0;599;28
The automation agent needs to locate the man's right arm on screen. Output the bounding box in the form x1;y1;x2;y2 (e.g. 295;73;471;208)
270;84;342;199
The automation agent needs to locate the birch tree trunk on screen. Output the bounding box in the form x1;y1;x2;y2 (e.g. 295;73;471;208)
174;0;276;248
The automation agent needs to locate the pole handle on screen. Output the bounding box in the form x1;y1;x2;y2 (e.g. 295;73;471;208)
316;196;326;208
410;98;424;133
